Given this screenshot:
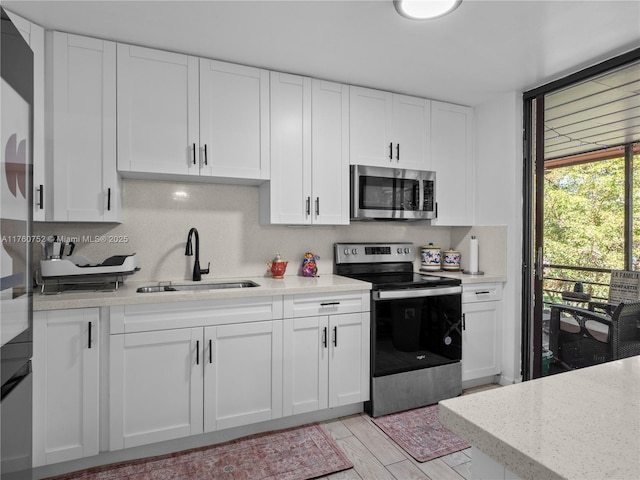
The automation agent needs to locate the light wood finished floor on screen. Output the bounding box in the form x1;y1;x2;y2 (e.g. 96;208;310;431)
319;384;501;480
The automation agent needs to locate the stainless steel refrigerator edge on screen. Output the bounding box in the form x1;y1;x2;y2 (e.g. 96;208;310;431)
1;8;34;479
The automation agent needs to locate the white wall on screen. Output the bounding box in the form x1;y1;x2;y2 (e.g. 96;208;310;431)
33;179;507;283
474;91;524;385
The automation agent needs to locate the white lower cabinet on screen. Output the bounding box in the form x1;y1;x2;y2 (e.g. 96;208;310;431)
33;308;100;467
105;291;368;453
461;283;503;382
282;293;370;416
109;298;283;450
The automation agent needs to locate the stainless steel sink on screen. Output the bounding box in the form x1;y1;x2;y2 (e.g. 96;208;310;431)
136;280;259;293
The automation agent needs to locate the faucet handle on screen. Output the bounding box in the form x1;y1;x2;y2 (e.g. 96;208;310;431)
201;262;210;276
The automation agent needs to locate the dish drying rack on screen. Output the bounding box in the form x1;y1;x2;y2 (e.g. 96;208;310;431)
36;254;139;295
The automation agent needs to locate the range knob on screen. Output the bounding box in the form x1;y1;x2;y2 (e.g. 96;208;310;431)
404;247;411;254
397;247;403;254
351;248;358;255
344;248;350;255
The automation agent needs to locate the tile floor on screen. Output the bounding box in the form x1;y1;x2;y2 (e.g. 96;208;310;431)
319;384;501;480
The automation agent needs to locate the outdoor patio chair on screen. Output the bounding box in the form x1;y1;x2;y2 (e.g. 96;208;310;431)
548;300;640;371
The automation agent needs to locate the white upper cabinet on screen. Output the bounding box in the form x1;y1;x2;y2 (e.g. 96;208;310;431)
117;44;269;182
46;32;120;222
117;44;199;177
199;59;270;180
349;86;430;170
430;101;474;226
261;73;349;225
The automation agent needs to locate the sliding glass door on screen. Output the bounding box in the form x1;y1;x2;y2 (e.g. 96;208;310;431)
522;52;640;379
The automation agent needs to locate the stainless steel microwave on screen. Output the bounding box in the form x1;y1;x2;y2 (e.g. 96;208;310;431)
350;165;436;221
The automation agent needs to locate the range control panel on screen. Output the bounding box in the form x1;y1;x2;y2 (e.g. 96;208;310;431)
334;243;414;264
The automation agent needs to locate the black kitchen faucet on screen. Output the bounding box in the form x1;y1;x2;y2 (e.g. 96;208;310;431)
185;227;210;281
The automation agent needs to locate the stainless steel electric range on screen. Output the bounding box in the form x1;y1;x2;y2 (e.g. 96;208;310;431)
334;242;463;417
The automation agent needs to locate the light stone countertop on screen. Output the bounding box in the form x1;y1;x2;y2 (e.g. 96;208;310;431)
439;356;640;480
33;274;372;311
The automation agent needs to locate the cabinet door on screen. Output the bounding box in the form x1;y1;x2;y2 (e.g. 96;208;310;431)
267;72;312;224
199;60;269;180
204;320;283;432
431;101;474;226
282;317;329;416
462;301;502;382
349;86;393;167
49;32;119;222
328;312;370;408
311;80;350;225
393;94;431;170
32;309;99;467
109;328;204;450
117;44;199;177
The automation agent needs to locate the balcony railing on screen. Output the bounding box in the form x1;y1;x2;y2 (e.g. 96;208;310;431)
542;264;614;309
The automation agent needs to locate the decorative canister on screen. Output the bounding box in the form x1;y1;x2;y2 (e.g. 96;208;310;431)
420;244;441;271
442;250;461;271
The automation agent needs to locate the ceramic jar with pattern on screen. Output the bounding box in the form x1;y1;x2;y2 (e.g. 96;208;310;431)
443;250;461;271
420;245;441;271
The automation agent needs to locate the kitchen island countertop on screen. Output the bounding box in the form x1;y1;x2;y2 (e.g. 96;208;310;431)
439;356;640;480
34;274;371;311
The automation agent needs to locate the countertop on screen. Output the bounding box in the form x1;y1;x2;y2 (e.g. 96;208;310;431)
33;274;372;311
439;356;640;480
33;271;506;311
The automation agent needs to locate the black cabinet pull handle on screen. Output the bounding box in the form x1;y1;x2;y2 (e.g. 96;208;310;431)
88;321;92;349
37;185;44;209
196;340;200;365
396;143;400;161
192;143;197;165
389;142;393;160
320;302;340;306
462;313;466;331
204;144;208;166
209;339;212;364
322;327;327;348
107;188;111;211
306;197;311;216
475;291;491;295
435;202;438;218
333;326;338;347
315;197;320;216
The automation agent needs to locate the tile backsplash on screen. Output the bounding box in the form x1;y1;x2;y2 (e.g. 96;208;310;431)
33;179;506;282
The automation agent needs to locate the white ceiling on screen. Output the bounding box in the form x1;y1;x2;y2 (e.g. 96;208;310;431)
5;0;640;107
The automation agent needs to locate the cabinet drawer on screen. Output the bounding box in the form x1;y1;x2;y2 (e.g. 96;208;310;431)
110;296;282;334
284;291;368;318
462;283;502;303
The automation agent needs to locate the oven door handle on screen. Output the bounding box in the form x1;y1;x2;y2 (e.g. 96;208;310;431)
372;285;462;300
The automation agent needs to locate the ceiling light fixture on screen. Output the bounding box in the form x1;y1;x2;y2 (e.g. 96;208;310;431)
394;0;462;20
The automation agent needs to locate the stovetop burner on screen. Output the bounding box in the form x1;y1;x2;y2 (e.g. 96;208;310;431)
334;242;460;289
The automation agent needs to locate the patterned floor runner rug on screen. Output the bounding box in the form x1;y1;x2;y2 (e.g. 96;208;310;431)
372;404;470;462
46;423;353;480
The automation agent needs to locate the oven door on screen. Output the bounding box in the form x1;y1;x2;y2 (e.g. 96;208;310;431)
350;165;435;220
371;286;462;377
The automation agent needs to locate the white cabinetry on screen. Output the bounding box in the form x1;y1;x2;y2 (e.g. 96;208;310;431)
431;101;474;226
261;73;349;225
6;11;45;221
461;283;502;383
117;44;269;182
46;32;120;222
199;59;270;180
349;86;430;170
282;292;370;416
109;297;282;450
32;308;100;467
